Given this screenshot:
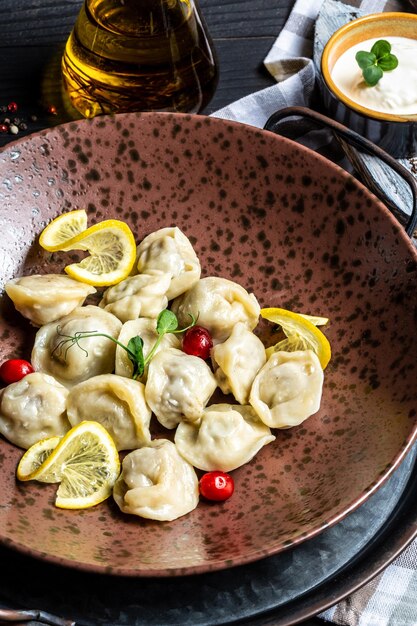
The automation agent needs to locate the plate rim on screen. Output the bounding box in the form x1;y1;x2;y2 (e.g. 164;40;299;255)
0;111;417;577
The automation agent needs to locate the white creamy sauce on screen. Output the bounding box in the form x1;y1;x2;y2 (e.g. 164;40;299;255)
330;36;417;116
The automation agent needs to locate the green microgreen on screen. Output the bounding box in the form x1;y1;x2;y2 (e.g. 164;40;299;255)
126;335;145;379
51;309;197;380
355;39;398;86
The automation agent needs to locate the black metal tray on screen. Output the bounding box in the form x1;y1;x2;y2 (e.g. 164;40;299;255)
1;443;416;626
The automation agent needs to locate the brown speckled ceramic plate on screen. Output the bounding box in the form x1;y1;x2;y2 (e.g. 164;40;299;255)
0;112;416;577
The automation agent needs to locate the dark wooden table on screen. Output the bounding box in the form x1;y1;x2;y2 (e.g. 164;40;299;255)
0;1;326;624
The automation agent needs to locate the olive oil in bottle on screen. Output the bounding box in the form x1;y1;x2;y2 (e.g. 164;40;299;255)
61;0;218;118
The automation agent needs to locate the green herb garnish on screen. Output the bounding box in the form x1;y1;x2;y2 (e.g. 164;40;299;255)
52;309;197;380
355;39;398;86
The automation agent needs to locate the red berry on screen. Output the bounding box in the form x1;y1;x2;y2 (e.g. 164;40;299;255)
46;105;57;115
0;359;34;385
0;124;7;133
199;471;234;501
182;326;213;360
7;102;18;113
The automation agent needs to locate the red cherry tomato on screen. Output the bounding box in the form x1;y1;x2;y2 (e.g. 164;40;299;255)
0;359;34;384
199;471;234;501
182;326;213;360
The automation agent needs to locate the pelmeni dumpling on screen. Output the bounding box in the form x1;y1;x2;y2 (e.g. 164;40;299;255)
99;270;171;323
115;318;180;380
171;277;260;343
249;350;323;428
145;348;217;429
113;439;199;521
66;374;151;451
5;274;96;327
211;322;266;404
175;404;275;472
31;305;122;388
0;372;70;449
136;227;201;300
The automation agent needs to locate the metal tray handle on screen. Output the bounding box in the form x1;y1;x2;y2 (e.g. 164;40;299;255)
264;106;417;237
0;607;75;625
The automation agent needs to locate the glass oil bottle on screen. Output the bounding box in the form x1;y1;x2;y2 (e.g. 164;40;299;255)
61;0;218;118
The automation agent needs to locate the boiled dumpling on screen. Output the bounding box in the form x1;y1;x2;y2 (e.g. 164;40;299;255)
211;322;266;404
0;372;70;449
171;277;260;343
249;350;323;428
136;227;201;300
113;439;199;521
115;318;180;380
31;305;122;388
66;374;151;451
5;274;96;327
145;348;217;429
175;403;275;472
99;270;171;322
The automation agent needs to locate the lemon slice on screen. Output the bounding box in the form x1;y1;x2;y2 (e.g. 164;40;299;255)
262;307;331;369
39;209;88;252
63;220;136;287
17;436;61;481
17;421;120;509
299;313;329;327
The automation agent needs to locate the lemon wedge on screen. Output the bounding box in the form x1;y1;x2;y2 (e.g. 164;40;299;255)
261;307;331;369
17;436;61;481
17;421;120;509
39;209;88;252
39;213;136;286
298;313;329;327
63;219;136;287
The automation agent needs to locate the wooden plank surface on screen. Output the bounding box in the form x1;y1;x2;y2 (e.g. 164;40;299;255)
0;0;290;42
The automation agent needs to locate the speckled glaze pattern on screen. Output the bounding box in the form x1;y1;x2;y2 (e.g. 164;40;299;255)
0;112;416;577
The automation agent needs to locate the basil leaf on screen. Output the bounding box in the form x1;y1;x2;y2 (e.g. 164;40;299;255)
157;309;178;335
371;39;391;59
378;53;398;72
127;335;144;378
355;51;376;69
363;64;383;86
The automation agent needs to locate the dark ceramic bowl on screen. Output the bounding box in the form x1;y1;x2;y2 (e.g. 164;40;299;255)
0;112;417;577
320;12;417;158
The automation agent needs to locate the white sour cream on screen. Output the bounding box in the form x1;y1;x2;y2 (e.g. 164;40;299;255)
330;36;417;117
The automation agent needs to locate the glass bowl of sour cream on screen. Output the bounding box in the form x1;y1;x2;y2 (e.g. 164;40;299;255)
321;12;417;158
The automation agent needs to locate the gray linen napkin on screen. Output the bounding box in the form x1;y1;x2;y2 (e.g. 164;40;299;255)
212;1;417;624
